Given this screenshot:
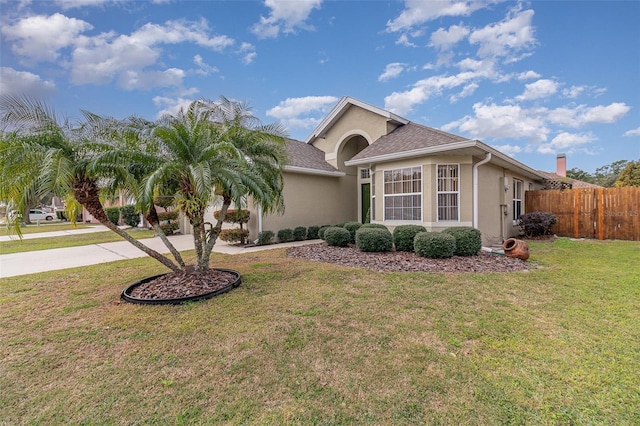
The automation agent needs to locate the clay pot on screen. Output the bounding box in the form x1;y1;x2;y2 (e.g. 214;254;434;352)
502;238;530;260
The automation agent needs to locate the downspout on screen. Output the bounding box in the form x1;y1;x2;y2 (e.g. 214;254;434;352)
258;204;263;234
473;153;492;229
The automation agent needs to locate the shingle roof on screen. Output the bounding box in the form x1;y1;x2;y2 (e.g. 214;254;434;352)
537;171;601;188
284;138;341;173
348;122;470;162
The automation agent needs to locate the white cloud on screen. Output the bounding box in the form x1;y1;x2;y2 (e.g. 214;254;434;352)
515;79;558;101
266;95;338;129
562;85;586;99
378;63;406;82
238;43;257;65
153;96;195;119
193;55;219;76
118;68;185;90
387;0;495;32
491;143;522;156
468;8;536;59
0;67;56;97
70;19;234;88
623;127;640;137
443;102;550;143
429;24;470;51
395;34;417;47
537;132;596;154
517;70;541;80
1;13;93;62
581;103;629;124
449;82;479;102
252;0;322;39
55;0;112;9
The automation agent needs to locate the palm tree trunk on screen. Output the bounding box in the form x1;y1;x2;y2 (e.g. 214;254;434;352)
202;196;232;267
145;205;186;267
72;177;181;273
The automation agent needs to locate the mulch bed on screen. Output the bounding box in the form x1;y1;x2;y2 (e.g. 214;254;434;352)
287;243;535;273
129;268;238;300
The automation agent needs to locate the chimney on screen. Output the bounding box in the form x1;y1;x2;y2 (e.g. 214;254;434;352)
556;153;566;177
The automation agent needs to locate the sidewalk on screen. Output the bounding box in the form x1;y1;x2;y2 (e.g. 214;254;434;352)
0;233;322;278
0;225;112;242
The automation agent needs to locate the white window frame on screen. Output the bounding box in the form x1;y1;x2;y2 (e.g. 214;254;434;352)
513;178;523;222
383;166;422;221
436;164;460;222
371;175;376;221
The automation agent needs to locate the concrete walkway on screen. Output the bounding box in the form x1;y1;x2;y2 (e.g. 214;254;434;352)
0;231;322;278
0;224;113;242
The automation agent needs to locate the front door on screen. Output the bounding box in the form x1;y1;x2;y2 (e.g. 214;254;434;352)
361;183;371;222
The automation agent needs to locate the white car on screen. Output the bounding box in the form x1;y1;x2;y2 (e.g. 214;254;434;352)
29;209;55;221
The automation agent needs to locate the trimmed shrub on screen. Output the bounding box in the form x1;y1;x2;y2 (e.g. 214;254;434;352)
324;227;351;247
343;221;362;243
318;225;331;240
355;227;393;252
159;222;179;235
219;228;250;243
393;224;427;252
105;206;120;225
157;211;178;221
442;226;482;256
257;230;274;245
517;212;557;237
360;223;388;230
277;228;294;243
293;226;307;241
414;232;456;259
214;209;250;224
307;226;320;239
120;205;140;228
335;223;346;228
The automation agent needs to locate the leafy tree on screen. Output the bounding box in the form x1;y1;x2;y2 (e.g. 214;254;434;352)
615;160;640;187
594;160;630;187
566;168;595;183
0;95;180;271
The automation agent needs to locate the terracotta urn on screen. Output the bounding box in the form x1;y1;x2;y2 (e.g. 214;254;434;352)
502;238;530;260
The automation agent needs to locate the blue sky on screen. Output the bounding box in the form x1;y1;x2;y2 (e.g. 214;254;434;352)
1;0;638;173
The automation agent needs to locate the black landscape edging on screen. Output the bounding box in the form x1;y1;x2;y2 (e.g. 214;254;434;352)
120;268;241;305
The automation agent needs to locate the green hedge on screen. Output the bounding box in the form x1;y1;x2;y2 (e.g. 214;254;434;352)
257;230;274;245
343;221;362;243
414;232;456;259
355;228;393;252
442;226;482;256
159;222;179;235
277;228;294;243
157;211;178;221
318;225;331;240
120;205;139;228
360;223;388;230
293;226;307;241
219;228;250;243
104;206;120;225
307;226;320;239
324;227;351;247
393;225;427;252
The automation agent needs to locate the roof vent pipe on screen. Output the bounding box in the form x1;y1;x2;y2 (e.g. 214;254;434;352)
473;152;492;229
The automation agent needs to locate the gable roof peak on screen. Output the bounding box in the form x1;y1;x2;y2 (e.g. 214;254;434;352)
305;96;408;143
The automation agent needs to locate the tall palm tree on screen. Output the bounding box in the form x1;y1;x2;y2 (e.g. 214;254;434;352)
141;98;287;270
0;95;181;272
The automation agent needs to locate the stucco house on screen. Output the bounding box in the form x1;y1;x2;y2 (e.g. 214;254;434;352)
239;96;549;246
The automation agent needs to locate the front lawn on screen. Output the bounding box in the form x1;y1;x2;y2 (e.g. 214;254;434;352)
0;229;156;254
0;238;638;424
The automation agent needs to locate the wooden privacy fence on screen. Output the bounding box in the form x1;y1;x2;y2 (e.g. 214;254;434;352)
525;187;640;241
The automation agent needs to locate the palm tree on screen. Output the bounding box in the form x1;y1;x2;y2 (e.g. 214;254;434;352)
140;97;287;270
0;95;181;272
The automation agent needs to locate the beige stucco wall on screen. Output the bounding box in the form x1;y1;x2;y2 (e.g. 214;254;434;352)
248;171;358;239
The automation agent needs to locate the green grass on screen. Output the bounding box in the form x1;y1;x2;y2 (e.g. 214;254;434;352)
0;229;156;254
0;238;638;424
0;222;99;236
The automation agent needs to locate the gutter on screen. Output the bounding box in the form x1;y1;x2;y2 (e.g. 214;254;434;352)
283;165;345;177
473;152;492;229
344;139;477;166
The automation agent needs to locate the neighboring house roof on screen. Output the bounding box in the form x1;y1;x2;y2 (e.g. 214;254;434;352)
537;171;601;188
283;138;345;177
345;121;548;181
305;96;408;143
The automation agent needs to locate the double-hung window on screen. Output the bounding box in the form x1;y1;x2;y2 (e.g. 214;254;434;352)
437;164;459;221
513;178;523;221
383;167;421;221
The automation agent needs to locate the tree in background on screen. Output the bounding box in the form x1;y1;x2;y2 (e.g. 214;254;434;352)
615;160;640;187
566;168;596;184
565;160;631;187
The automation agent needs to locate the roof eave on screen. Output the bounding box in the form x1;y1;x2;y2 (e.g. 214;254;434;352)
305;96;408;144
283;165;345;177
